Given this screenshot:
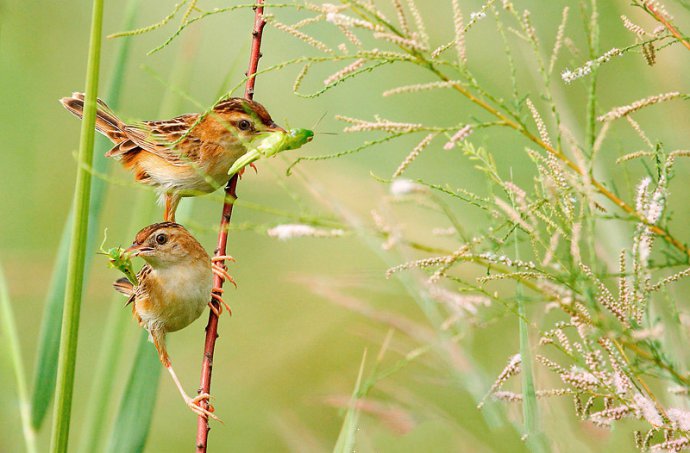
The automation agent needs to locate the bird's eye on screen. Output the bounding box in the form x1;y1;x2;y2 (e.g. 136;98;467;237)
238;119;252;131
155;234;167;245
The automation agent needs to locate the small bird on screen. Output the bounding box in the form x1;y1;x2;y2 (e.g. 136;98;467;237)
60;92;285;221
114;222;234;419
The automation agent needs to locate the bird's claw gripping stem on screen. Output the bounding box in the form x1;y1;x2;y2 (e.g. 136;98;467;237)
212;263;237;288
186;393;220;421
210;290;232;317
212;255;235;263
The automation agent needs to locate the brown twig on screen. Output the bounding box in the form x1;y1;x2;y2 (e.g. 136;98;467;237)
646;2;690;52
195;1;266;451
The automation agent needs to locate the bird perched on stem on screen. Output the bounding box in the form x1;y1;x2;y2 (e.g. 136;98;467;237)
114;222;234;419
60;92;285;221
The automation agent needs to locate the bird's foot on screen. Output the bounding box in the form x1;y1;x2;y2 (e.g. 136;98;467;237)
212;255;235;264
212;262;237;288
185;392;220;421
237;164;258;179
210;289;232;317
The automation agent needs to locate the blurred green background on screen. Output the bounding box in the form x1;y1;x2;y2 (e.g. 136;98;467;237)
1;0;689;451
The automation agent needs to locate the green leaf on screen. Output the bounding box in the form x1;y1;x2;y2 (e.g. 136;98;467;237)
49;0;105;450
333;350;367;453
105;331;162;453
30;0;140;430
31;223;71;429
0;262;38;453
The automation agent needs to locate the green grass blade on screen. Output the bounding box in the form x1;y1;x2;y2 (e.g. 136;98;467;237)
518;292;549;453
31;222;71;429
30;0;138;430
0;262;38;453
76;198;155;453
333;349;367;453
511;189;549;453
76;300;133;453
105;331;163;453
49;0;105;450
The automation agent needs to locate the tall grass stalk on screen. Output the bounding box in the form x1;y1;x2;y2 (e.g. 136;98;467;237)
31;0;137;430
49;0;104;451
0;263;38;453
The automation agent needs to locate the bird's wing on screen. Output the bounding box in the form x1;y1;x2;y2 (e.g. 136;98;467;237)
112;277;136;306
123;114;203;166
128;265;154;307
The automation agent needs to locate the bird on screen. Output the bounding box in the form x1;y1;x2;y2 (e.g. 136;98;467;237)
113;222;234;419
60;92;285;221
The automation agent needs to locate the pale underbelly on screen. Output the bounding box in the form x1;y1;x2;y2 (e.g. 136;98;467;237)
136;149;245;195
137;266;213;333
138;289;209;333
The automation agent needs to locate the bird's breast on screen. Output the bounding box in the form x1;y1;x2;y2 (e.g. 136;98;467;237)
138;262;212;333
201;141;247;184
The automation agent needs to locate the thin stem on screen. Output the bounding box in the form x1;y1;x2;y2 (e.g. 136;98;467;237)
195;1;267;450
0;263;38;453
584;0;599;154
646;2;690;51
621;339;690;387
49;0;104;451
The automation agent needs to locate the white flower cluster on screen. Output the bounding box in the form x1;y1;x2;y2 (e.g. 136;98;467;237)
390;179;424;196
469;11;487;22
267;224;344;240
561;48;621;83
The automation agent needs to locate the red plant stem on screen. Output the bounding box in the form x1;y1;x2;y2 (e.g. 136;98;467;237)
647;3;690;52
244;0;266;101
195;1;266;451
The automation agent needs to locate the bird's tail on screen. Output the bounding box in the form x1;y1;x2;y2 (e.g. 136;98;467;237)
60;92;127;143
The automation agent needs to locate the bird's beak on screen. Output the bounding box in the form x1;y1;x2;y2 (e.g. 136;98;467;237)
125;243;151;257
268;122;286;133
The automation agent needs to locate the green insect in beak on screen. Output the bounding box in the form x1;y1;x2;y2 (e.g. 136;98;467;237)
227;128;314;177
283;128;314;150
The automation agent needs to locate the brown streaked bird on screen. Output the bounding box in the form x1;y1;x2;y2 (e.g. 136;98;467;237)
114;222;234;419
60;92;285;221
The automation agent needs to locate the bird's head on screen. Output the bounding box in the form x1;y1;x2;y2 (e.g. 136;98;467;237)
126;222;207;268
209;97;285;147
